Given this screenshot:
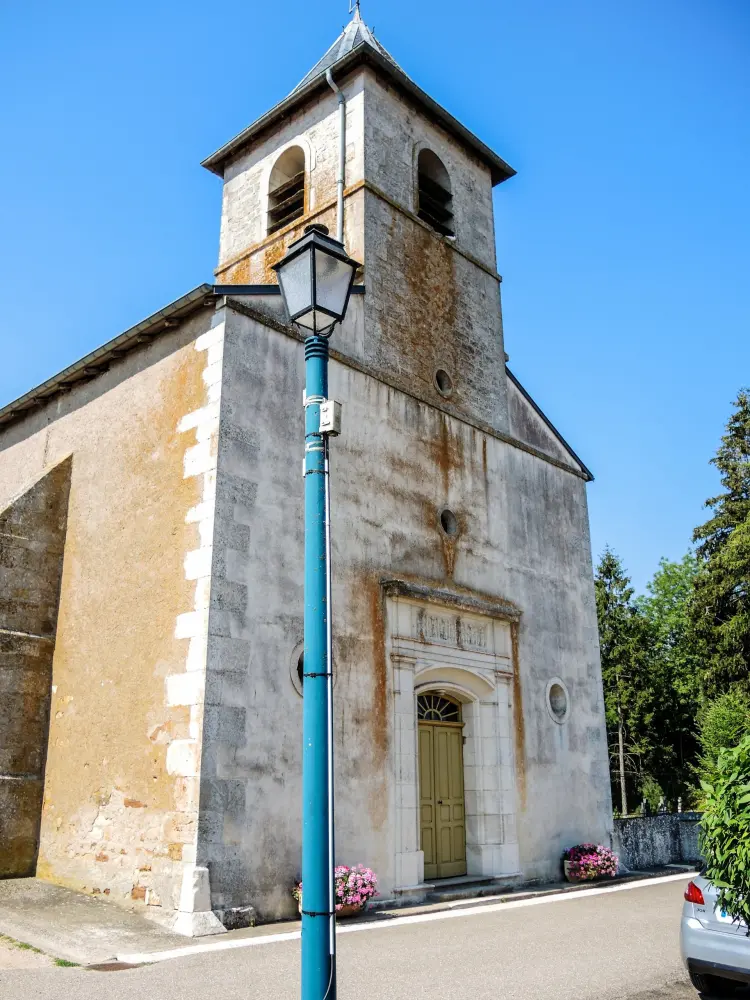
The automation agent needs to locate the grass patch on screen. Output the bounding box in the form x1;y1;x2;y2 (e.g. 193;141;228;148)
0;933;44;954
1;932;77;966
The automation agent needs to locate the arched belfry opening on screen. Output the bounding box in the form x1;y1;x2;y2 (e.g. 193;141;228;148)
416;149;454;237
267;146;306;235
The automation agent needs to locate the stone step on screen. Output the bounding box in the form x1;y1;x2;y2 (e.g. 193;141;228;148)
426;876;521;904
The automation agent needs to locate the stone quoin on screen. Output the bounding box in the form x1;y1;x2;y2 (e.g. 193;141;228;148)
0;9;612;932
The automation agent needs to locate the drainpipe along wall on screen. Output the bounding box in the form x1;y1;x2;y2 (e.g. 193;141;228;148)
326;69;345;244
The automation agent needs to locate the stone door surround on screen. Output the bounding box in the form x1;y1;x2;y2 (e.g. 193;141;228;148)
383;580;521;890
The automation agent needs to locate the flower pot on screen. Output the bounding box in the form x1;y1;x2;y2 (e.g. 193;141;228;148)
564;860;597;883
296;899;366;918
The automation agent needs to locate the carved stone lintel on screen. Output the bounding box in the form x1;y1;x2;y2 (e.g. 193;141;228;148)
382;578;521;623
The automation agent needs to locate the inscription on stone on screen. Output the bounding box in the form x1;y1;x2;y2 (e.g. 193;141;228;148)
422;613;457;645
461;621;488;650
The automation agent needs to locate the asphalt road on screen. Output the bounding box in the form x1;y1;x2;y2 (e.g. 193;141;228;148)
0;878;742;1000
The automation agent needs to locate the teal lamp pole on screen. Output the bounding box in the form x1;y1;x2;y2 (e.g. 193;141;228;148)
273;225;360;1000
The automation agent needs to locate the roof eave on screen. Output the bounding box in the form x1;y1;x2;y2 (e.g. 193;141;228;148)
0;284;216;431
201;45;516;186
505;366;594;482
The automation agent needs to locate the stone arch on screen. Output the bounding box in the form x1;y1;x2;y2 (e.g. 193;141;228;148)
414;664;494;704
261;137;315;236
414;146;454;237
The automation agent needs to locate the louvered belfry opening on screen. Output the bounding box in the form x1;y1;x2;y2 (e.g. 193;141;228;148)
417;149;454;237
267;146;306;235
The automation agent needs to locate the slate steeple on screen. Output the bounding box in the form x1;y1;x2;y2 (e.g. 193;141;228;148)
289;6;405;95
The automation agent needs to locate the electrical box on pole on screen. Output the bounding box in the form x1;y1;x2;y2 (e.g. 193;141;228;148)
319;400;342;436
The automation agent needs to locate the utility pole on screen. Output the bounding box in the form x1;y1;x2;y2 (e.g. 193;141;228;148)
618;704;628;816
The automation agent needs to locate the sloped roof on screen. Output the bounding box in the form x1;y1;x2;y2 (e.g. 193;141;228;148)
506;368;593;481
201;11;515;185
0;286;215;431
290;6;403;93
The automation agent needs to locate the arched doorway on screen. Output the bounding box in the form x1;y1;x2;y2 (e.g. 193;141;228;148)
417;693;467;879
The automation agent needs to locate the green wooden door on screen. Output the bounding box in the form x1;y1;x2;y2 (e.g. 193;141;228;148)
419;719;466;880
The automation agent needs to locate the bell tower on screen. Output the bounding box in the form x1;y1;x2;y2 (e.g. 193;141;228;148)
202;8;515;433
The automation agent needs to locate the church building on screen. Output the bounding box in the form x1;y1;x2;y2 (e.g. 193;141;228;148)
0;11;613;932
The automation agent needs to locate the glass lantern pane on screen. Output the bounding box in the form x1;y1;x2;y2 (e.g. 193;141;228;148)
293;308;316;331
277;251;311;319
314;248;354;320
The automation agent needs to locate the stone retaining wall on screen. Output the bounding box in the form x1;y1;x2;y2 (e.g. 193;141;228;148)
613;813;702;871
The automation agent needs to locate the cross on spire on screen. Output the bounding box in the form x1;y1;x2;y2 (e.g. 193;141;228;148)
349;0;361;20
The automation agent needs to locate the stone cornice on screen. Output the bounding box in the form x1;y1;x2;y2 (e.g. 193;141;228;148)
215;179;502;284
381;578;522;622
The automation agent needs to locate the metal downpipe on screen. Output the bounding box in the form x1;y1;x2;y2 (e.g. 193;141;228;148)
326;69;345;244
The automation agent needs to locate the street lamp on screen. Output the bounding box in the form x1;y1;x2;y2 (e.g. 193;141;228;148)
273;224;360;1000
274;224;359;335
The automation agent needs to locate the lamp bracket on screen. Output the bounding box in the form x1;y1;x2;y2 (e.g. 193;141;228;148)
303;392;326;408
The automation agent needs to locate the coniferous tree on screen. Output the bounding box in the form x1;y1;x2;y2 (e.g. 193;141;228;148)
595;548;652;815
692;389;750;696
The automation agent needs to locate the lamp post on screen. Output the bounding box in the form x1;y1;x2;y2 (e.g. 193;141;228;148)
273;224;360;1000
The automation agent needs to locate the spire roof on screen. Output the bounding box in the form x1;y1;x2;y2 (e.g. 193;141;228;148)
201;9;515;185
290;6;405;95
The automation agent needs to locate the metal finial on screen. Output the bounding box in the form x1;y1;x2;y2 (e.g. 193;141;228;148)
349;0;361;18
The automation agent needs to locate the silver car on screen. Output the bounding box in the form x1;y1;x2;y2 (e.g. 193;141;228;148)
681;875;750;995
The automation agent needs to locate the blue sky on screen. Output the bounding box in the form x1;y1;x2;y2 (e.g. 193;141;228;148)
1;0;748;592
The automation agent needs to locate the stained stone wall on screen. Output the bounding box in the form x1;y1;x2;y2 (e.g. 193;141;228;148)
199;302;611;922
613;814;703;871
0;308;222;927
0;457;72;876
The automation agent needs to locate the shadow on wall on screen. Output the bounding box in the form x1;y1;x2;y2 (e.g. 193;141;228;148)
0;456;72;878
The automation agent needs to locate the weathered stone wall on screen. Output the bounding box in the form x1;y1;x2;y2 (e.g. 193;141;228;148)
214;64;510;438
362;67;497;272
216;72;366;285
199;58;608;922
201;305;611;920
360;69;509;436
613;814;703;871
507;376;581;469
0;458;72;877
0;306;219;919
363;190;508;434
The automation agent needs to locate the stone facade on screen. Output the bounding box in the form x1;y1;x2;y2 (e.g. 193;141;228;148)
0;14;613;931
0;458;71;877
0;308;223;932
195;299;610;920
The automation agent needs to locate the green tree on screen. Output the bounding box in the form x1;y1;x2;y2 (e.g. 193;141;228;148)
692;389;750;696
636;553;703;804
700;734;750;930
595;548;652;815
696;689;750;789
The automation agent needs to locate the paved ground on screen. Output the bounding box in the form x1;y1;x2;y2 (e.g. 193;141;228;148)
0;936;56;970
0;869;691;966
3;876;744;999
0;877;187;965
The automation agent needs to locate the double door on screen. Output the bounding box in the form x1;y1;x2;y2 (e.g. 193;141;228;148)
418;720;466;880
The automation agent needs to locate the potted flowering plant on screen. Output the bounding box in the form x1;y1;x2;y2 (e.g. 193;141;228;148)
293;864;378;917
562;844;618;882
